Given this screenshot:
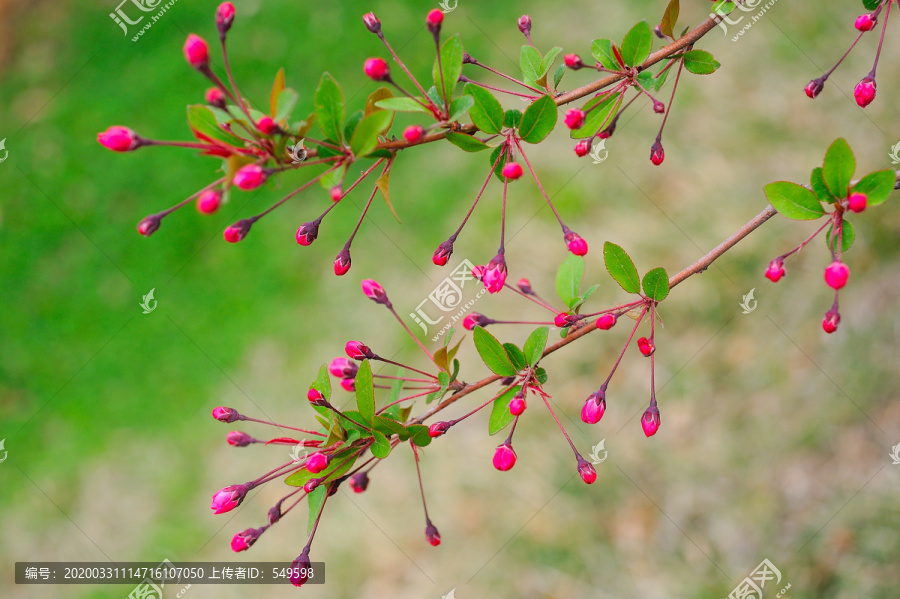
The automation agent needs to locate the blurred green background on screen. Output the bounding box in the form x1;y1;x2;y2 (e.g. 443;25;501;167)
1;0;899;597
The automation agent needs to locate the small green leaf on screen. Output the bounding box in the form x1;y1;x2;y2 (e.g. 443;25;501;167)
433;35;464;103
370;431;391;459
822;138;855;198
307;485;326;534
534;367;548;384
765;181;827;220
863;0;881;13
355;360;375;424
825;219;855;253
426;371;450;404
590;39;618;71
489;144;510;181
504;109;523;128
350;110;392;158
503;343;528;372
810;167;835;202
187;105;246;147
465;84;504;134
570;93;620;139
365;87;393;116
523;327;549;366
314;72;345;143
540;47;563;77
556;254;584;306
520;45;544;86
375;97;429;113
275;88;299;122
552;64;566;90
660;0;680;38
488;386;520;435
473;326;518;376
654;64;671;91
851;169;896;206
621;21;653;67
408;425;432;447
642;267;670;302
518;94;557;144
447;95;475;122
343;110;364;142
603;242;641;294
682;49;720;75
571;283;600;312
375;415;411;441
446;132;489;152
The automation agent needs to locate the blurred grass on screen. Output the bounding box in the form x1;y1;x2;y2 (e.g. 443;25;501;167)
1;0;899;598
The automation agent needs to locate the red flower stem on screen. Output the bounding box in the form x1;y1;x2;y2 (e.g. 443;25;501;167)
458;76;538;100
157;177;226;217
376;389;440;415
251;164;342;220
513;137;565;228
450;143;508;240
870;0;891;78
781;217;834;261
240;417;326;437
602;306;648;388
467;58;543;94
374;355;438;380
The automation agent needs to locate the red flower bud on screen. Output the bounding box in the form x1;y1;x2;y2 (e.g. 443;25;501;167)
653;100;665;114
329;357;358;379
403;125;425;143
564;53;583;69
295;221;319;246
641;403;660;437
307;388;325;404
256;116;276;134
428;421;450;438
230;526;263;552
517;14;532;36
233;164;267;190
345;340;374;360
765;258;785;283
650;140;665;166
425;520;442;546
330;186;343;202
564;109;586;130
564;229;588;256
517;278;534;294
508;394;526;416
493;443;517;471
361;279;390;305
805;78;825;99
855;13;877;31
824;261;850;290
205;87;226;108
210;484;248;514
363;57;389;81
637;337;655;357
426;9;444;34
596;313;617;330
212;406;240;423
334;249;351;276
482;254;508;294
581;392;606;424
98;126;140;152
574;140;591;157
362;12;381;34
216;3;236;35
183;34;209;69
463;312;490;330
197;189;221;214
226;431;254;447
433;240;454;266
822;309;841;334
223;219;253;243
501;162;523;180
847;192;867;213
577;459;597;484
137;215;161;237
854;76;876;108
289;550;311;587
349;471;370;493
305;452;328;474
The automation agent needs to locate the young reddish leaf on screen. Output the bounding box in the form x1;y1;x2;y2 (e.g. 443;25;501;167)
270;67;285;117
660;0;680;38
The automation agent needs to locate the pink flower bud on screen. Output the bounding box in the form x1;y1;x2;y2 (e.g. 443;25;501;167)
231;526;264;552
403;125;425;143
641;403;660;437
183;34;210;69
581;392;606;424
303;479;319;494
426;9;444;34
653;100;665;114
205;87;227;108
233;164;267;190
256;116;276;134
223;219;253;243
307;388;325;404
433;240;454;266
470;264;485;281
334;249;351;276
212;406;240;423
289;550;312;587
216;3;236;34
847;192;867;213
349;471;370;493
463;313;490;330
428;421;450;438
362;12;381;34
364;57;389;81
805;78;825;99
854;76;876;108
650;140;665;166
578;459;597;484
508;394;526;416
824;261;850;290
564;230;588;256
564;109;586;130
340;378;356;392
517;14;532;36
493;443;517;471
637;337;655;357
554;313;571;328
330;186;342;202
425;520;442;546
345;340;374;360
596;314;617;330
137;215;161;237
765;258;785;283
295;221;319;246
822;309;841;334
210;484;248;514
226;431;254;447
197;190;221;214
306;452;328;474
574;140;591;157
482;254;508;294
329;357;357;378
855;13;877;31
517;278;534;294
501;162;523;180
564;53;583;69
98;126;140;152
362;279;390;305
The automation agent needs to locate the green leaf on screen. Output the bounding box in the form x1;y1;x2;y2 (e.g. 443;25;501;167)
540;47;563;77
489;144;510;181
365;87;393;116
660;0;680;38
350;110;392;158
636;70;655;90
473;326;518;376
426;371;450;404
343;110;364;142
408;425;432;447
270;68;285;117
465;84;504;134
682;49;720;75
448;95;475;122
314;72;345;143
285;448;357;488
654;64;671;91
851;169;896;206
523;327;549;366
764;181;827;220
518;94;557;144
355;360;375;424
621;21;653;67
535;367;548;384
571;283;600;312
370;431;392;459
503;343;528;372
319;162;347;190
822;138;855;198
374;415;411;440
603;242;641;294
810;167;835;202
186;105;246;147
446;132;489;152
520;45;544;87
570;92;620;139
374;97;429;113
556;254;584;306
590;39;619;71
825;219;855;253
504;109;523;128
863;0;881;11
488;386;520;435
642;267;670;302
310;364;333;420
433;34;464;103
307;485;326;534
552;64;566;90
275;88;299;122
